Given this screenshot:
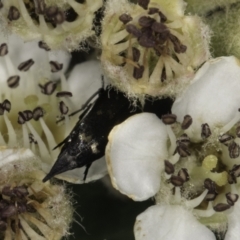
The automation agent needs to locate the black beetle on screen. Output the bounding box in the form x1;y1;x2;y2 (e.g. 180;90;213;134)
43;84;172;182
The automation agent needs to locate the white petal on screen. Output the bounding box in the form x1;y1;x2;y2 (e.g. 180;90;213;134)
51;156;108;184
67;60;105;105
225;199;240;240
106;113;168;201
134;205;216;240
172;56;240;141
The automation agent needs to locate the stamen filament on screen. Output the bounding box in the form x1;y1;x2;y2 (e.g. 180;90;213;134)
220;111;240;133
3;113;17;146
185;189;208;209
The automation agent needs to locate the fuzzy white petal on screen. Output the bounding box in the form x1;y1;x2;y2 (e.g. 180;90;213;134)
106;113;168;201
172;56;240;141
134;205;216;240
68;60;105;105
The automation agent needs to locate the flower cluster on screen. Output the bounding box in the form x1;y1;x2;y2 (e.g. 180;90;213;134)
1;0;240;239
106;56;240;239
101;0;211;99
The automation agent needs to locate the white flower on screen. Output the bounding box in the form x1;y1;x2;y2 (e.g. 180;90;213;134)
106;113;168;201
134;205;215;240
0;147;73;239
105;56;240;239
172;56;240;142
0;0;103;51
0;33;107;183
101;0;211;99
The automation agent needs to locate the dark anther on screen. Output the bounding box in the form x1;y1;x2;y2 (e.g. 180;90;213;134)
2;186;12;197
1;204;17;218
164;160;174;175
45;6;58;17
0;199;9;210
7;75;20;88
13;186;29;198
45;6;65;24
205;191;218;201
8;6;20;21
39;81;57;95
177;133;190;146
0;220;7;231
38;41;51;51
17;111;26;124
126;24;142;38
138;34;156;48
178;168;189;182
218;134;234;146
213;203;231;212
228;172;236;184
228;141;240;159
169;34;187;54
226;192;239;206
2;99;11;112
138;0;150;9
151;22;169;34
170;175;185;187
0;104;3;115
119;13;132;24
138;16;155;28
132;47;140;62
59;101;69;115
159;11;167;22
176;142;191;157
0;1;3;9
22;110;33;121
229;164;240;179
181;115;192;130
33;107;44;120
201;123;211;139
49;61;63;72
18;59;34;71
26;204;36;213
34;0;46;14
236;126;240;138
204;178;216;191
162;114;177;125
148;8;159;14
56;91;73;98
53;10;65;24
17;203;27;214
133;65;144;79
0;43;8;56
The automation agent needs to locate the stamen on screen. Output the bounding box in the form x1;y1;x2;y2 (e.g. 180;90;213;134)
38;41;50;51
59;101;69;115
186;189;208;209
7;75;20;88
228;141;240;158
176;142;191;157
39;81;57;95
201;123;211;139
18;59;34;72
49;61;63;72
226;192;239;206
8;6;20;21
119;14;132;24
138;0;150;10
178;168;189;182
3;112;17;146
164;160;175;175
181;115;193;130
218;134;234;146
213;203;231;212
0;43;8;56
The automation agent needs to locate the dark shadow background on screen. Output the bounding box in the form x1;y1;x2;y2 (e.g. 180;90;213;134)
66;175;154;240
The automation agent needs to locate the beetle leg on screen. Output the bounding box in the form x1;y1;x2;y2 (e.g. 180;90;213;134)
83;163;92;182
